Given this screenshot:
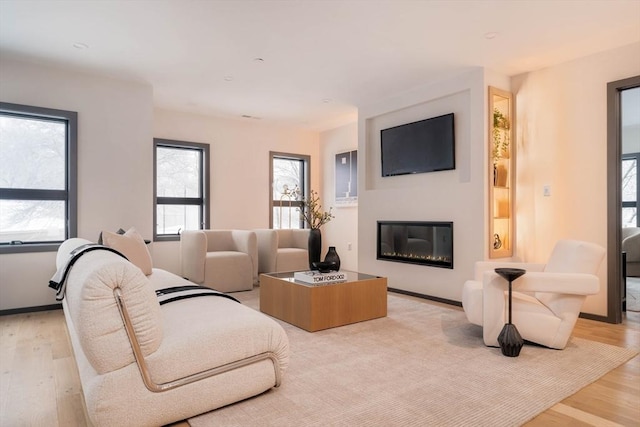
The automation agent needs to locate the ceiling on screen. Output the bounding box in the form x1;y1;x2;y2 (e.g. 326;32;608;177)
1;0;639;131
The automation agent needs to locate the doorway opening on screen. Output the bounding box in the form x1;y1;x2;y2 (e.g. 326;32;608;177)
607;76;640;323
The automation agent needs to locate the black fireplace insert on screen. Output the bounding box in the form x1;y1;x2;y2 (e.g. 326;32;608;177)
377;221;453;269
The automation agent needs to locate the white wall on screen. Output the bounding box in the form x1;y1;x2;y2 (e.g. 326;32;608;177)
151;109;320;274
512;42;640;316
0;58;153;311
3;43;637;315
357;68;489;302
320;123;358;271
0;59;321;310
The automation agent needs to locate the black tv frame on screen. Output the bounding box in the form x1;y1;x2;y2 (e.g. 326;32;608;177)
380;113;455;177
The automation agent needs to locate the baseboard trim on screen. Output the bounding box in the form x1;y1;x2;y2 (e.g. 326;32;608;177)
578;312;610;323
388;288;462;308
0;304;62;316
387;288;613;323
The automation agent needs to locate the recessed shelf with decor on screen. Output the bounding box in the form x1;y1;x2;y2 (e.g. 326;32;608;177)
489;87;514;258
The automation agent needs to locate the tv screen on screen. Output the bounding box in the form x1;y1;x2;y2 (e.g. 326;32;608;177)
380;113;455;177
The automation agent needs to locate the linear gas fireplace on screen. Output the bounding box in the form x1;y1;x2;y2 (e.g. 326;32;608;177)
377;221;453;269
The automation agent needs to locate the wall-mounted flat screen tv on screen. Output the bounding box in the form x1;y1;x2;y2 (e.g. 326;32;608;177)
380;113;455;177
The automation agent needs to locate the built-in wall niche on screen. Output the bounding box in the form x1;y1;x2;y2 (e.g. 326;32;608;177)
377;221;453;269
489;87;514;258
364;89;471;192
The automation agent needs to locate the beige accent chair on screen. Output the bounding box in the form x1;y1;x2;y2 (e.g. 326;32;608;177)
180;230;258;292
461;240;605;350
622;227;640;277
255;229;310;274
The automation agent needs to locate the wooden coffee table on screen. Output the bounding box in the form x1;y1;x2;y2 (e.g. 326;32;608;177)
259;270;387;332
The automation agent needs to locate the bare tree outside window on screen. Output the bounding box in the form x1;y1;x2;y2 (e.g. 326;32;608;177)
621;86;640;228
0;102;77;252
153;139;209;241
271;153;309;229
622;158;637;227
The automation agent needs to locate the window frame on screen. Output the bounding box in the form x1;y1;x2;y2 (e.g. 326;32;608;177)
153;138;210;242
269;151;310;229
622;152;639;227
0;102;77;254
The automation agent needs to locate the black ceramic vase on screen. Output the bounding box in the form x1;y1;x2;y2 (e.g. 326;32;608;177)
308;228;322;270
324;246;341;271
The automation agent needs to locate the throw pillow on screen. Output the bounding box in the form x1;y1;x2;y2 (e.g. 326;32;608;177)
97;228;126;245
102;227;153;275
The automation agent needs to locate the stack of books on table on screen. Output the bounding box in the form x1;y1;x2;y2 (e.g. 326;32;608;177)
294;270;347;285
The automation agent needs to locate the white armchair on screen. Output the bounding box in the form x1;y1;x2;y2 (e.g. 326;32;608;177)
255;229;310;274
462;240;605;349
180;230;258;292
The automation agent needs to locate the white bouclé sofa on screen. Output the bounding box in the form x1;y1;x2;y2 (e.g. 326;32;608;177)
54;237;289;427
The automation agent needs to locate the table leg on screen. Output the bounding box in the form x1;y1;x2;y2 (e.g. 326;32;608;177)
498;279;524;357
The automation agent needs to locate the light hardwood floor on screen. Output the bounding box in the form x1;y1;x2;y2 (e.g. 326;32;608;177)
1;298;638;427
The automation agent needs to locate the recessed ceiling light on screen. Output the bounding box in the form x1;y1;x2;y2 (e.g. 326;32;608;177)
73;42;88;49
224;75;233;81
322;98;332;104
484;32;499;40
253;58;264;63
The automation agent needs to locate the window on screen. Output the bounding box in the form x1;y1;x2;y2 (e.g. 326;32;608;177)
622;86;640;228
622;153;639;227
154;138;209;241
270;152;309;229
0;102;77;253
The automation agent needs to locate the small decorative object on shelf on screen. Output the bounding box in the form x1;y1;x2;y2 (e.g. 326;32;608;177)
493;164;508;187
493;234;502;250
492;108;510;164
495;268;526;357
492;121;509;186
324;246;341;271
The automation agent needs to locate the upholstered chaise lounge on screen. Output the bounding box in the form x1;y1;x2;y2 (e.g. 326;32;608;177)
54;236;289;427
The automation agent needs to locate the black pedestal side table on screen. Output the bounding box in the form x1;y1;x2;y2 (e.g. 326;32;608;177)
495;268;526;357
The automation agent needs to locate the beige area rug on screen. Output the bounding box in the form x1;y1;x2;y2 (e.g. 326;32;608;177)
189;291;638;427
